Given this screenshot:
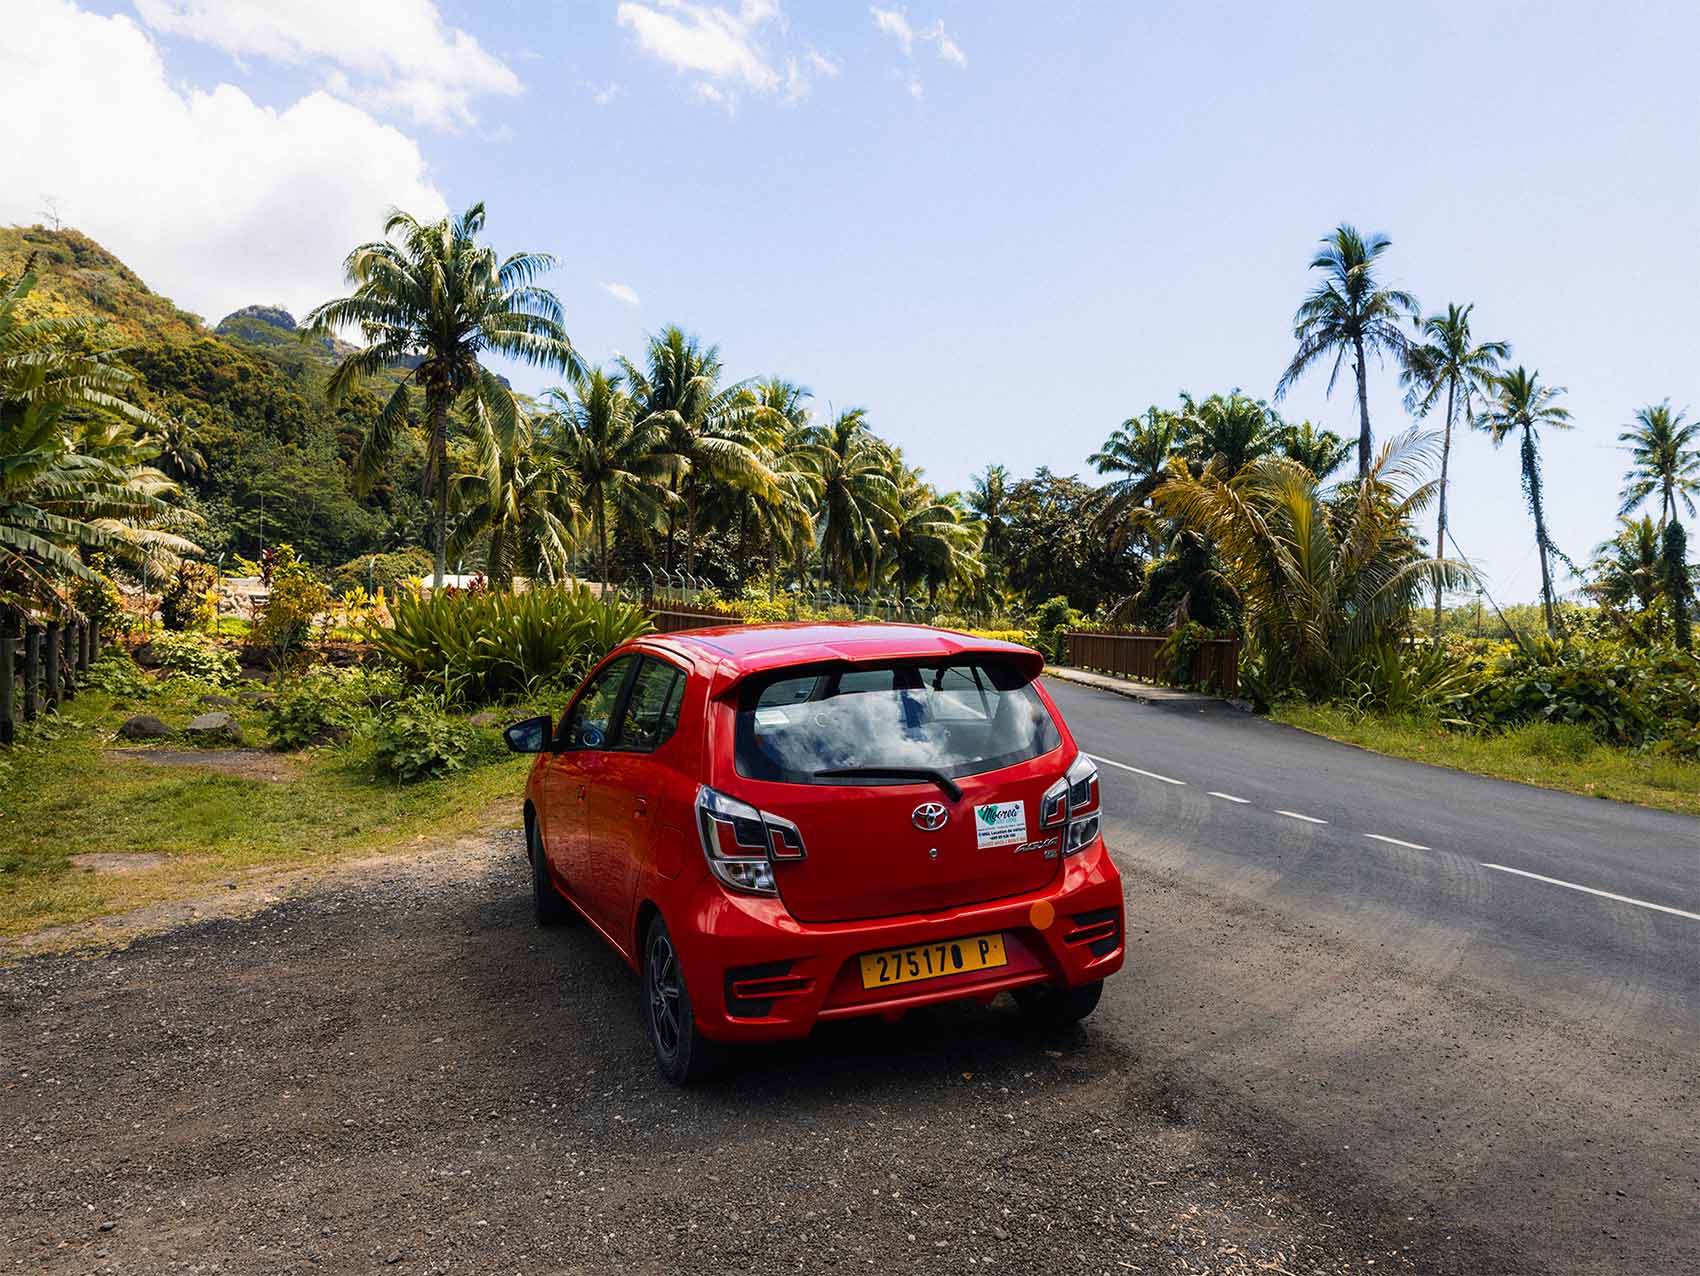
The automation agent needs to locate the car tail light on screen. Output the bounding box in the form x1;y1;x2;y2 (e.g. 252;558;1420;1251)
1040;776;1068;827
1064;811;1100;856
1065;753;1099;815
695;786;807;896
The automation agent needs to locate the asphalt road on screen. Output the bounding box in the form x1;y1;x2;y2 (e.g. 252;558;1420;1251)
1043;677;1700;1276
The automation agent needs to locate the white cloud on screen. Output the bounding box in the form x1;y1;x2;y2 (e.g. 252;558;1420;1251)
871;8;966;69
0;0;448;323
871;7;915;53
805;49;840;78
601;282;641;306
907;75;924;101
616;0;781;92
133;0;520;129
592;81;621;106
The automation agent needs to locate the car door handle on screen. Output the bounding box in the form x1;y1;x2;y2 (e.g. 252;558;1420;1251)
632;796;649;819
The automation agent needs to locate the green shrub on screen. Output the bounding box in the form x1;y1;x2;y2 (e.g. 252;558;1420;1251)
263;666;405;750
369;584;653;706
367;695;498;782
929;612;969;631
963;628;1037;647
160;560;217;631
82;650;149;697
254;560;330;666
72;556;133;638
1342;640;1487;718
1155;621;1211;687
1034;595;1079;662
146;631;240;685
329;548;434;599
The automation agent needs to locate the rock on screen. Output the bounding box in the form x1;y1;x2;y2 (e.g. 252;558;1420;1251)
116;714;172;741
185;711;242;746
198;693;240;709
468;710;504;729
132;641;161;669
236;689;274;707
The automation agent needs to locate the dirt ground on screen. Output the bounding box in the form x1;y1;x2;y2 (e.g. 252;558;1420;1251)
1;827;1449;1276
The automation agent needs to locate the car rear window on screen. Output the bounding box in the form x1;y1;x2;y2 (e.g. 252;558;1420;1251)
734;658;1061;785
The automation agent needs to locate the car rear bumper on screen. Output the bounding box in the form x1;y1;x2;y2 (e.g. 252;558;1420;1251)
669;839;1125;1042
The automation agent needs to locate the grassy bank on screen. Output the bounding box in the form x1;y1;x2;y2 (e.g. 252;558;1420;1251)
0;678;529;938
1273;703;1700;818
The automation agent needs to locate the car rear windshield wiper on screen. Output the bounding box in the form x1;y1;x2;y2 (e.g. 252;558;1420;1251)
813;766;964;802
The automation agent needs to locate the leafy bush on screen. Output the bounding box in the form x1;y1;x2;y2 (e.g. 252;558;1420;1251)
369;584;653;706
366;695;498;782
145;631;239;685
72;556;133;638
82;650;149;697
160;560;217;631
1032;595;1081;663
329;548;434;599
1155;621;1211;687
1341;640;1487;718
963;628;1038;647
254;558;330;666
929;612;969;631
263;665;405;750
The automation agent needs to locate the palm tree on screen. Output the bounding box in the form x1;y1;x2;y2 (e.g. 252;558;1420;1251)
1;269;195;612
1277;225;1418;480
1618;401;1698;527
619;327;776;574
1090;407;1183;548
546;369;675;591
1587;516;1664;616
1476;368;1573;638
889;470;982;605
803;408;898;590
152;410;206;482
1181;391;1276;475
1400;303;1510;631
1152;430;1470;697
304;203;580;588
742;379;819;596
447;400;580;588
1275;419;1355;480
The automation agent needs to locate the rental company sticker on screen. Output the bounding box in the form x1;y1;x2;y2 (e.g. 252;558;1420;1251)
973;800;1027;849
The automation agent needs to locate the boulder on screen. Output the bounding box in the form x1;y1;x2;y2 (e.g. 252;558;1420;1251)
116;714;173;741
468;710;505;729
236;689;274;707
132;641;161;669
198;693;241;709
185;711;243;746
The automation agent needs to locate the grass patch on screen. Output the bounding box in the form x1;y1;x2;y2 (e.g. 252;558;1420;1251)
0;678;529;937
1273;702;1700;818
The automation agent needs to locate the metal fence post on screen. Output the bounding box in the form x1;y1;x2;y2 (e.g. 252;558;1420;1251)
1;625;14;746
44;622;60;710
23;626;40;721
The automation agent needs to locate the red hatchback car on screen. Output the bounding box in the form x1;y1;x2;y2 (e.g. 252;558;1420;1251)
503;622;1125;1083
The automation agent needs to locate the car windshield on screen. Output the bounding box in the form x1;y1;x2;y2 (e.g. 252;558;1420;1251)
734;658;1060;785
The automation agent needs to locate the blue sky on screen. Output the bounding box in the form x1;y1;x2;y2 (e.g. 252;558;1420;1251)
5;1;1697;604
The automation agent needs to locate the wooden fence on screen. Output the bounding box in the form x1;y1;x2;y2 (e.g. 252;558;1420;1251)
1061;629;1239;696
647;604;748;634
1;617;101;746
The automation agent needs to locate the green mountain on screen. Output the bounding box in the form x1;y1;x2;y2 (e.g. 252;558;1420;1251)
3;224;430;571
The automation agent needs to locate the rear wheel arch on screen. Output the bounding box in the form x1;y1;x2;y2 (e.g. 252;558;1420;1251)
634;899;661;964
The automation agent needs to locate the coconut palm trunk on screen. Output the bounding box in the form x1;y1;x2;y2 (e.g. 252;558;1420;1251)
1352;336;1372;481
1432;376;1457;633
430;394;450;589
1523;426;1560;637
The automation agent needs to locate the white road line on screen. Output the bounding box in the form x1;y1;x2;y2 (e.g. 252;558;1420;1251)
1480;863;1700;922
1086;753;1186;786
1275;809;1328;824
1207;791;1250;804
1364;833;1431;851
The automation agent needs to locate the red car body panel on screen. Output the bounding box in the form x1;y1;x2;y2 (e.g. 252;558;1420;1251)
523;623;1125;1041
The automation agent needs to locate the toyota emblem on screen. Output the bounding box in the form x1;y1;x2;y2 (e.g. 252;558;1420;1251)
912;802;949;831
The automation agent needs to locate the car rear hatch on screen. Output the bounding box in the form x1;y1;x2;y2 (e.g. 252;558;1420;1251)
714;654;1067;924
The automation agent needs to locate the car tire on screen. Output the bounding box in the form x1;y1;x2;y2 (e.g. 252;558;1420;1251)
643;915;722;1085
529;820;573;928
1014;978;1103;1028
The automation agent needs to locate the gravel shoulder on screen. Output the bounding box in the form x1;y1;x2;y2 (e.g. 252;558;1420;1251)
5;825;1454;1276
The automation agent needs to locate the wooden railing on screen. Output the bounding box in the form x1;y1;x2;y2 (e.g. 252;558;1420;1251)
646;604;747;634
1061;629;1239;696
2;617;101;745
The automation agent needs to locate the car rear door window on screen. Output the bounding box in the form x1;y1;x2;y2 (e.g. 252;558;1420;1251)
736;658;1060;784
614;658;686;753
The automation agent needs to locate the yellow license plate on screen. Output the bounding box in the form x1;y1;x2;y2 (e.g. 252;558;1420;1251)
859;932;1008;990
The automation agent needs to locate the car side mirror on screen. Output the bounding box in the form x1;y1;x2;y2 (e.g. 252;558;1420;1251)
503;714;554;754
